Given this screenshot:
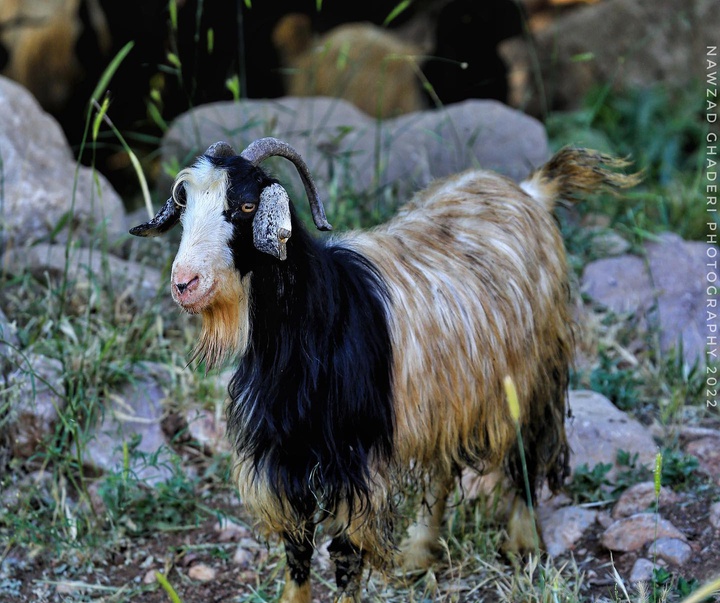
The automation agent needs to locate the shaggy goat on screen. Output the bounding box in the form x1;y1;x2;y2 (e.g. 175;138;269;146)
131;138;637;602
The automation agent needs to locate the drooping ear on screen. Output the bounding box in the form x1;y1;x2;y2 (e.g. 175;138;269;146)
129;196;182;237
252;183;292;260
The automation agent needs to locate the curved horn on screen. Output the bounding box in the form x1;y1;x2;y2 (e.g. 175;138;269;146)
129;196;182;237
240;137;332;231
204;141;236;158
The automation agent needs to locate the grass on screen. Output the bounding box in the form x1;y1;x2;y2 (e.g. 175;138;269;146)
1;9;719;601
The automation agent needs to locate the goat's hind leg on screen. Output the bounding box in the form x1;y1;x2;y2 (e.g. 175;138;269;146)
281;524;315;603
328;534;364;603
400;471;455;572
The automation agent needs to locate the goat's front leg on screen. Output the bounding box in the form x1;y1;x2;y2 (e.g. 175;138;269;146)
281;523;315;603
400;471;455;572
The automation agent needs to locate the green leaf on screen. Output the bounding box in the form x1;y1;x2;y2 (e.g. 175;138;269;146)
225;75;241;101
155;572;183;603
147;102;169;132
207;27;214;54
92;96;110;142
90;41;134;103
383;0;411;27
167;52;182;69
169;0;178;30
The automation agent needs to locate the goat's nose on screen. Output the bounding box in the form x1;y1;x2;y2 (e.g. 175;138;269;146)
175;275;199;295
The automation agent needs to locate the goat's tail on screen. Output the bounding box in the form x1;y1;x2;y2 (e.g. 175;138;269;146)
520;147;643;211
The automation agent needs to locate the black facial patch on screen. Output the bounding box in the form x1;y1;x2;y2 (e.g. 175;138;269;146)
207;154;275;218
205;154;281;272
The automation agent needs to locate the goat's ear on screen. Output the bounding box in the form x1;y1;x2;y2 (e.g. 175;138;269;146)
253;183;292;260
129;197;182;237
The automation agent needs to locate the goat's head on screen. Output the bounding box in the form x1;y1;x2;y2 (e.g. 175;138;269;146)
129;138;331;366
130;138;331;311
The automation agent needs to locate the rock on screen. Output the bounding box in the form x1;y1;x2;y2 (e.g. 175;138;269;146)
3;243;164;315
0;76;126;250
647;537;692;565
214;518;251;542
161;97;548;206
142;570;157;585
0;306;20;374
85;363;175;484
567;390;658;476
500;0;717;112
3;353;65;458
537;505;597;557
0;306;19;348
185;406;231;456
684;437;720;484
582;233;716;367
232;546;253;568
612;482;679;519
629;558;655;585
187;563;217;581
601;513;685;552
710;502;720;529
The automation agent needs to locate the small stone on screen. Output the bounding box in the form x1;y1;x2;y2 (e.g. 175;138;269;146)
629;558;655;584
233;547;253;568
612;482;679;519
601;514;685;552
186;407;231;455
55;581;83;595
647;537;692;565
143;570;157;584
685;438;720;484
214;517;251;542
710;502;720;529
188;563;217;582
538;505;597;557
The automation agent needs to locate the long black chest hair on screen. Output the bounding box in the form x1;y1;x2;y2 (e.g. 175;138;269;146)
226;198;395;521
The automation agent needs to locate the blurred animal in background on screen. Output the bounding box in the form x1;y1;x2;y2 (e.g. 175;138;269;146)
0;0;110;113
0;0;527;196
272;14;425;118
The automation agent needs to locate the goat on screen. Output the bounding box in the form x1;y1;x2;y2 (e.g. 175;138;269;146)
130;138;638;602
272;15;425;118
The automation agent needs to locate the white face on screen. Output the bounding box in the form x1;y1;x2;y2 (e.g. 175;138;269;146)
170;158;237;314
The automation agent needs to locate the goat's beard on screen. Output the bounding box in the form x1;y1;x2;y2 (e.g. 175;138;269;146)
191;272;251;370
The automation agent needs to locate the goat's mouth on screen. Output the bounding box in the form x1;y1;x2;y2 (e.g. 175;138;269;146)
173;279;218;314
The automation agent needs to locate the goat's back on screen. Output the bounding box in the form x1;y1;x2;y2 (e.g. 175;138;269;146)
340;169;572;479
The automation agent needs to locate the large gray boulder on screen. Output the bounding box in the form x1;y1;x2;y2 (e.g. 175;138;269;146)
161;97;548;208
0;76;126;251
3;242;165;315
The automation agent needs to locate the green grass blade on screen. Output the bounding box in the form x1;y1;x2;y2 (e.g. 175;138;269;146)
155;572;184;603
90;41;134;103
383;0;411;27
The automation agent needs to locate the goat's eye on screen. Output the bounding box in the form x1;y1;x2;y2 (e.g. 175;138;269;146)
240;202;257;213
